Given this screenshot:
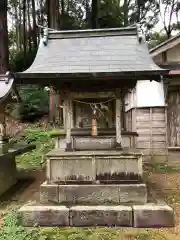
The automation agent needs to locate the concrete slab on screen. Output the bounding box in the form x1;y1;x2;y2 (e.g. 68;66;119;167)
18;205;69;227
70;205;132;227
40;181;59;203
133;204;175;228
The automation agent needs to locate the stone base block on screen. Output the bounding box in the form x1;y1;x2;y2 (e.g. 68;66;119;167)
70;206;132;227
133;205;175;228
59;184;119;204
18;205;69;227
40;181;147;205
40;182;59;203
18;204;175;228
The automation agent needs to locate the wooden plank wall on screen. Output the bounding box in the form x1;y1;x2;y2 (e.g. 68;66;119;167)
126;107;167;155
167;91;180;146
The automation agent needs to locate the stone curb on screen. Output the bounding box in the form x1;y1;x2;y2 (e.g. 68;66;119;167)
69;205;132;227
133;204;175;228
18;204;175;228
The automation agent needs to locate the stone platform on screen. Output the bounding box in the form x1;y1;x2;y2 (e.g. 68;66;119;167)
18;204;175;227
18;148;175;228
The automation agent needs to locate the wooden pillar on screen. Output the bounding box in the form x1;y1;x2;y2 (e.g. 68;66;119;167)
63;100;66;131
65;96;73;151
115;89;122;148
0;104;6;141
0;104;8;154
49;86;55;122
108;102;113;128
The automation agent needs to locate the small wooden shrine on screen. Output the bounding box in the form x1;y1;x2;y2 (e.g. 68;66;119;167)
16;26;175;228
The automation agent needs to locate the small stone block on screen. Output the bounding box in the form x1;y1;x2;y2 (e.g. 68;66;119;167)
40;181;59;203
59;185;119;204
133;205;175;228
70;205;132;227
18;205;69;227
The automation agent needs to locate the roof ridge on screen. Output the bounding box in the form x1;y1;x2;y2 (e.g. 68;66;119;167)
44;26;138;42
48;26;137;35
150;32;180;53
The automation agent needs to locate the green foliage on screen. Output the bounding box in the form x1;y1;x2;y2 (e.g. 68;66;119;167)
0;211;38;240
12;127;56;169
17;86;49;122
10;48;38;72
147;31;169;49
0;211;177;239
145;157;180;173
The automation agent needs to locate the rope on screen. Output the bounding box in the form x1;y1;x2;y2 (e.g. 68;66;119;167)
73;98;116;105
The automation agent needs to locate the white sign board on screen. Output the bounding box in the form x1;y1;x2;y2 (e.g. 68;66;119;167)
136;80;165;107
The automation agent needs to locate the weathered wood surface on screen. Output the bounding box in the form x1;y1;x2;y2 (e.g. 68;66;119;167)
116;89;122;145
0;104;6;141
64;95;73;149
167;91;180;146
126;107;167;155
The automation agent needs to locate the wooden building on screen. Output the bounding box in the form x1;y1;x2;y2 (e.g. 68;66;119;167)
14;26;169;159
150;34;180;147
16;25;175;228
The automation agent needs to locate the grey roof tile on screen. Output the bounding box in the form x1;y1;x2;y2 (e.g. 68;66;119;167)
23;27;165;75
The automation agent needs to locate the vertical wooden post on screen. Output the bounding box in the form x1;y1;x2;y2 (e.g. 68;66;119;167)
108;102;113;128
0;104;8;154
165;106;168;162
65;96;73;151
49;86;55;122
63;100;66;131
115;89;122;148
0;104;6;141
150;107;153;157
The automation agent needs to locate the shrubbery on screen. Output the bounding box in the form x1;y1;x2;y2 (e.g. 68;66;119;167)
17;86;49;122
11;127;56;169
0;211;157;240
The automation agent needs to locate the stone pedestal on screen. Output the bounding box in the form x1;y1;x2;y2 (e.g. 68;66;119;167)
18;149;175;228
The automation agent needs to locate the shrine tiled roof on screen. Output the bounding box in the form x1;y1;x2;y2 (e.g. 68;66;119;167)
0;72;20;103
15;26;169;81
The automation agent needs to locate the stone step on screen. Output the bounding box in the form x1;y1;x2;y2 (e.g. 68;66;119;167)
18;204;175;228
46;150;143;183
40;181;147;204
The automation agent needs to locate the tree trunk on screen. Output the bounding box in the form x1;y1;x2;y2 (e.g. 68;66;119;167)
47;0;60;123
123;0;129;26
14;1;20;51
91;0;98;29
61;0;64;29
32;0;37;49
27;1;32;52
85;0;90;26
19;1;22;50
0;0;9;73
23;0;27;58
